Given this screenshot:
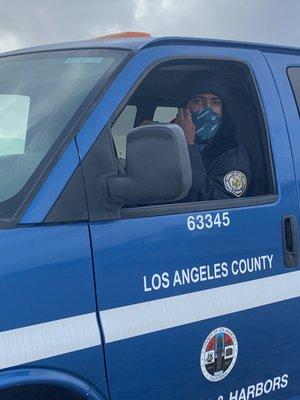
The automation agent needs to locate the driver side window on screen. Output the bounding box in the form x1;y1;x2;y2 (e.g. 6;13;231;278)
110;59;274;202
82;58;276;221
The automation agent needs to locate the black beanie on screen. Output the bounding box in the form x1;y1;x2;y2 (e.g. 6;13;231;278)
180;72;229;107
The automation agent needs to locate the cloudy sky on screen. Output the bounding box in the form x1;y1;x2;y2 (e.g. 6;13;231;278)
0;0;298;52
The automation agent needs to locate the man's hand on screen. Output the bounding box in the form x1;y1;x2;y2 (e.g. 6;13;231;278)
175;108;196;145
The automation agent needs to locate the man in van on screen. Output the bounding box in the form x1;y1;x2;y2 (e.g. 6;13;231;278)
174;72;251;201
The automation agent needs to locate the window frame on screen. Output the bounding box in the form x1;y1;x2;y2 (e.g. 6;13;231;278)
287;67;300;115
84;55;278;222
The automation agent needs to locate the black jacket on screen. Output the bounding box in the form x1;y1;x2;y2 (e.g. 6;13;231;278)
185;116;251;201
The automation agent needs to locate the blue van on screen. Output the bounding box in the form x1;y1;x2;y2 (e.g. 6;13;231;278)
0;32;300;400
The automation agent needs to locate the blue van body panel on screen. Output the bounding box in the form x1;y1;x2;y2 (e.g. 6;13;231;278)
27;348;104;384
2;37;300;399
91;204;283;309
104;300;299;400
0;224;105;386
91;205;298;400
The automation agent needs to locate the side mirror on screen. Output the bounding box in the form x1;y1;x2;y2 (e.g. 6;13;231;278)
107;124;192;205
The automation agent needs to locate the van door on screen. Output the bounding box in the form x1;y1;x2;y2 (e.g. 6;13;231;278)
79;45;300;400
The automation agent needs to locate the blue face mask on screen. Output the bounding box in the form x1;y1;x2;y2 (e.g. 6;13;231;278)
192;107;222;143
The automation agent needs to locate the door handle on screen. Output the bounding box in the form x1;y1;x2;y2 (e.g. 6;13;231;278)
282;215;298;268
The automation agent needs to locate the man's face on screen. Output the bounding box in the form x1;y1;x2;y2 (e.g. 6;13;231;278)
185;92;223;116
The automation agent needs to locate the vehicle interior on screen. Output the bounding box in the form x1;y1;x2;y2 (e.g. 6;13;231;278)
111;59;275;200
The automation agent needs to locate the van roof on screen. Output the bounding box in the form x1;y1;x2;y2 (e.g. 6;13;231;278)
1;36;300;57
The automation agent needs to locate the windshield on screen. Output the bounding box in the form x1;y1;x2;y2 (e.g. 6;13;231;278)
0;48;128;220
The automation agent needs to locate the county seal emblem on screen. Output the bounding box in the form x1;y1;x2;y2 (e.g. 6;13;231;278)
200;327;238;382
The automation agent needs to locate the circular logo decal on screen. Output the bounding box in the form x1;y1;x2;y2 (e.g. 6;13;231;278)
223;170;247;197
200;327;238;382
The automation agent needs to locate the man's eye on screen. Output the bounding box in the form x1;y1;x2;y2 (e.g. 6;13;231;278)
193;98;204;104
212;100;221;106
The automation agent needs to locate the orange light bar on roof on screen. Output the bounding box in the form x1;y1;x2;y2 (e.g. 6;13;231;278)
95;32;151;39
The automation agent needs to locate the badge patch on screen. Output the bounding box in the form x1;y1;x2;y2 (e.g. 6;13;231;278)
223;170;247;197
200;327;238;382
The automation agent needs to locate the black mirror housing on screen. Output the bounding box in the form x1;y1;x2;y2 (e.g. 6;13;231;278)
107;124;192;205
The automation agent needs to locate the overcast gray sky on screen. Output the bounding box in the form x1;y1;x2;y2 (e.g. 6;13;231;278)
0;0;298;52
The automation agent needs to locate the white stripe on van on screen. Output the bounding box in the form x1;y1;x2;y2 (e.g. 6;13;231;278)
0;312;101;369
100;271;300;343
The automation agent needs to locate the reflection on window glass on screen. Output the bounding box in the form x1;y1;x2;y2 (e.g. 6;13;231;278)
112;105;137;158
0;95;30;155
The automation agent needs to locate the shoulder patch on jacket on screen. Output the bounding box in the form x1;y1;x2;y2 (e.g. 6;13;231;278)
223;170;247;197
